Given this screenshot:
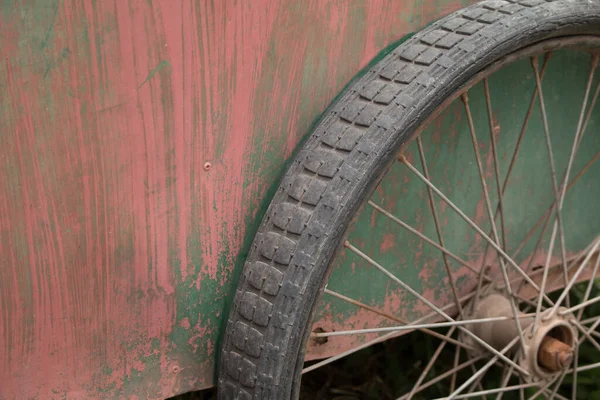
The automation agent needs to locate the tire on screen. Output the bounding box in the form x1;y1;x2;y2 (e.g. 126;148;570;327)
218;1;600;399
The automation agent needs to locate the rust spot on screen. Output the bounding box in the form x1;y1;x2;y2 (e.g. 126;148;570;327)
379;233;395;253
538;336;573;372
311;327;328;345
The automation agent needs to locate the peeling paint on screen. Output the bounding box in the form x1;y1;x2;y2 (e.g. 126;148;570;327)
2;0;597;398
0;1;484;398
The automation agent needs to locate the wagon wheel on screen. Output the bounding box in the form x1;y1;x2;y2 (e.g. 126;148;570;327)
218;1;600;399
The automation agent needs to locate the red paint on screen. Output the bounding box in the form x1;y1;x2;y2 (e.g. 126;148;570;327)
380;233;396;253
0;0;472;397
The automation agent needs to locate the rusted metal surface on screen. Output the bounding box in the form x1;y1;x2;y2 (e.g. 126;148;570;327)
538;336;573;372
0;0;475;398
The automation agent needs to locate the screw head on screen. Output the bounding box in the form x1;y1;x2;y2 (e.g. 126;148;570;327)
203;162;211;171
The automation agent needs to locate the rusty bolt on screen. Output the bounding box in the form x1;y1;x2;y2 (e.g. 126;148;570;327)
538;336;573;371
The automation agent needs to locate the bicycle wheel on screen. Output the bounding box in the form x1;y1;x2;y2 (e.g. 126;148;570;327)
219;1;600;398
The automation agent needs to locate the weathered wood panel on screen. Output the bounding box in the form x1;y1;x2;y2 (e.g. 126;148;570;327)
0;0;470;397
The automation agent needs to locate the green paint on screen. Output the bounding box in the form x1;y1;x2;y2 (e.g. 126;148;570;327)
43;47;69;79
214;170;285;383
40;0;60;49
0;1;18;21
138;60;171;89
94;335;163;396
81;21;89;44
168;263;225;392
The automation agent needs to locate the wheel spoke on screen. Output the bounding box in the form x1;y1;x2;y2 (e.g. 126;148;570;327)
406;327;458;400
302;328;398;374
368;200;485;277
467;363;488;400
514;212;557;303
586;318;600;333
324;288;405;323
486;52;551;267
531;55;573;316
553;238;600;314
514;56;600;271
588;320;600;339
578;321;600;346
511;150;600;261
483;78;507;252
532;238;600;307
561;289;600;314
345;240;530;375
566;361;600;374
417;139;490;399
556;54;599;212
580;315;600;325
572;319;600;353
514;292;541;310
492;356;569;400
569;319;600;400
533;226;559;332
444;383;540;400
397;356;486;400
450;346;461;393
484;53;553;306
463;91;527;352
303;289;480;374
417;136;465;319
549;372;568;400
572;348;579;400
537;55;599;314
444;337;520;400
498;359;569;400
311;313;534;338
526;375;558;400
533;370;567;400
577;253;600;321
323;288;472;350
399;156;550;303
495;364;515;400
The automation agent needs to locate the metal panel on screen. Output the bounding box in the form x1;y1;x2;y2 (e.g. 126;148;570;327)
0;0;472;397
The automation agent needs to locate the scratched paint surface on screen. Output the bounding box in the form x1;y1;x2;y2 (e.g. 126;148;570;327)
0;0;481;398
307;50;600;359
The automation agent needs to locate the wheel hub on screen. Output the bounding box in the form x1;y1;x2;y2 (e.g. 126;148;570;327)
462;286;577;382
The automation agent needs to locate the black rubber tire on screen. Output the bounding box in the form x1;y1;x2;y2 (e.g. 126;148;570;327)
218;1;600;399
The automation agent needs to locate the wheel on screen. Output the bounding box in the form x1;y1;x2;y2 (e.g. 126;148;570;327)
218;1;600;399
